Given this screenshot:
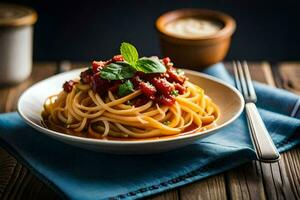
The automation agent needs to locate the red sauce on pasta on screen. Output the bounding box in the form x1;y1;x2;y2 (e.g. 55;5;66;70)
42;42;220;140
63;55;187;107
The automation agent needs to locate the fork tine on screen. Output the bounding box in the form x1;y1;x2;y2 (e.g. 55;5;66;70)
236;61;249;98
242;61;257;100
233;61;242;92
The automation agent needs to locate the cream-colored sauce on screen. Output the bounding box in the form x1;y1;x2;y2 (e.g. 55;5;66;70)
165;17;223;38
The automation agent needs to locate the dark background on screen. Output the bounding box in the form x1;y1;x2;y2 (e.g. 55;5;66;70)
3;0;300;62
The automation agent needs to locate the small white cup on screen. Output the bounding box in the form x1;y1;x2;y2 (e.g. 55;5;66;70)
0;4;37;84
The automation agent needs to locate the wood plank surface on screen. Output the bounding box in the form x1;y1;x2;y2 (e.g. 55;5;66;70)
0;62;299;200
273;62;300;199
226;161;266;200
149;190;179;200
0;64;60;200
179;175;227;200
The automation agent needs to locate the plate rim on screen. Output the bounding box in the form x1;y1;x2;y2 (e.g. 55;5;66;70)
17;68;245;145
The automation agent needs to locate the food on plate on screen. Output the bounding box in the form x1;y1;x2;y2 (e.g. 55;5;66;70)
42;42;219;140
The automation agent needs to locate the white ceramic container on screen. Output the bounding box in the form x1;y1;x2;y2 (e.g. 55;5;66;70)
0;4;37;84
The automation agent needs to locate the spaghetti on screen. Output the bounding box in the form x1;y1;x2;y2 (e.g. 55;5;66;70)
42;42;220;140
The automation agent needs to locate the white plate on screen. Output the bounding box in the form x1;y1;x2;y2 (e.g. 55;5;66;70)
17;69;244;154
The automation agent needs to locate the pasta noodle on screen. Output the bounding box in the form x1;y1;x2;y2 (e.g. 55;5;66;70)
41;42;220;140
42;80;220;140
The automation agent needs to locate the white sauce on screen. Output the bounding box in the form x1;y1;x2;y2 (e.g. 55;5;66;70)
165;17;223;38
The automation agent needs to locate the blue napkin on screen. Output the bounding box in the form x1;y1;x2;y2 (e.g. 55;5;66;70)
0;63;299;200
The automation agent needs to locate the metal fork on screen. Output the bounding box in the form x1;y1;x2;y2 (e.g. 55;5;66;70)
233;61;280;163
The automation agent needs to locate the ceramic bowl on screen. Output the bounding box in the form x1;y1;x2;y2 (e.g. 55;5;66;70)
18;68;244;154
156;9;236;69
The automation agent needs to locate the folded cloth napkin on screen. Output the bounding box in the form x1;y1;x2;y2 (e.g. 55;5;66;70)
0;63;299;200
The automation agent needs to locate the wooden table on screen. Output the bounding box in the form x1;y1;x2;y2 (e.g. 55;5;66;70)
0;62;299;200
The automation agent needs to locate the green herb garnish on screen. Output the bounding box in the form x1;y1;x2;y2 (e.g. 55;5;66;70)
101;42;166;80
120;42;139;66
171;90;179;97
118;80;134;97
136;57;166;74
100;62;136;80
163;121;170;126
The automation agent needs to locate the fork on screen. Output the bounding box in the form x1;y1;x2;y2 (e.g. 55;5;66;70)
233;61;280;163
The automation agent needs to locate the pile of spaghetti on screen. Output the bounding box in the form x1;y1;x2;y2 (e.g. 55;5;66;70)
42;42;219;139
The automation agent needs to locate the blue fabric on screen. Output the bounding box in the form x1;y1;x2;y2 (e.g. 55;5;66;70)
0;63;299;200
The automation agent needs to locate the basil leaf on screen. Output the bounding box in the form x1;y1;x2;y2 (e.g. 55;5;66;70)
100;62;136;80
120;42;139;66
118;80;134;97
136;57;166;73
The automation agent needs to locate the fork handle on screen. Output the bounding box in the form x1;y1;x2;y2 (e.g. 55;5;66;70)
245;103;280;162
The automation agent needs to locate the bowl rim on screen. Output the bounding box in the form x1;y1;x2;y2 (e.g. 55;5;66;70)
155;8;236;42
17;68;244;145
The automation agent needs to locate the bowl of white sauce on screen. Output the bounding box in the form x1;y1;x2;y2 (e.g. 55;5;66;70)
156;9;236;68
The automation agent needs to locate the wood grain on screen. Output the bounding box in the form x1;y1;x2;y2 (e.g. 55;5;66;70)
273;62;300;199
0;63;60;200
275;62;300;95
0;62;299;200
282;149;300;199
148;190;179;200
179;175;227;200
226;161;266;200
260;62;300;200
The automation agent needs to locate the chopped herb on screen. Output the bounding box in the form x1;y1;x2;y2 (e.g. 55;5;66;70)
170;90;179;96
163;121;170;126
118;80;134;97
